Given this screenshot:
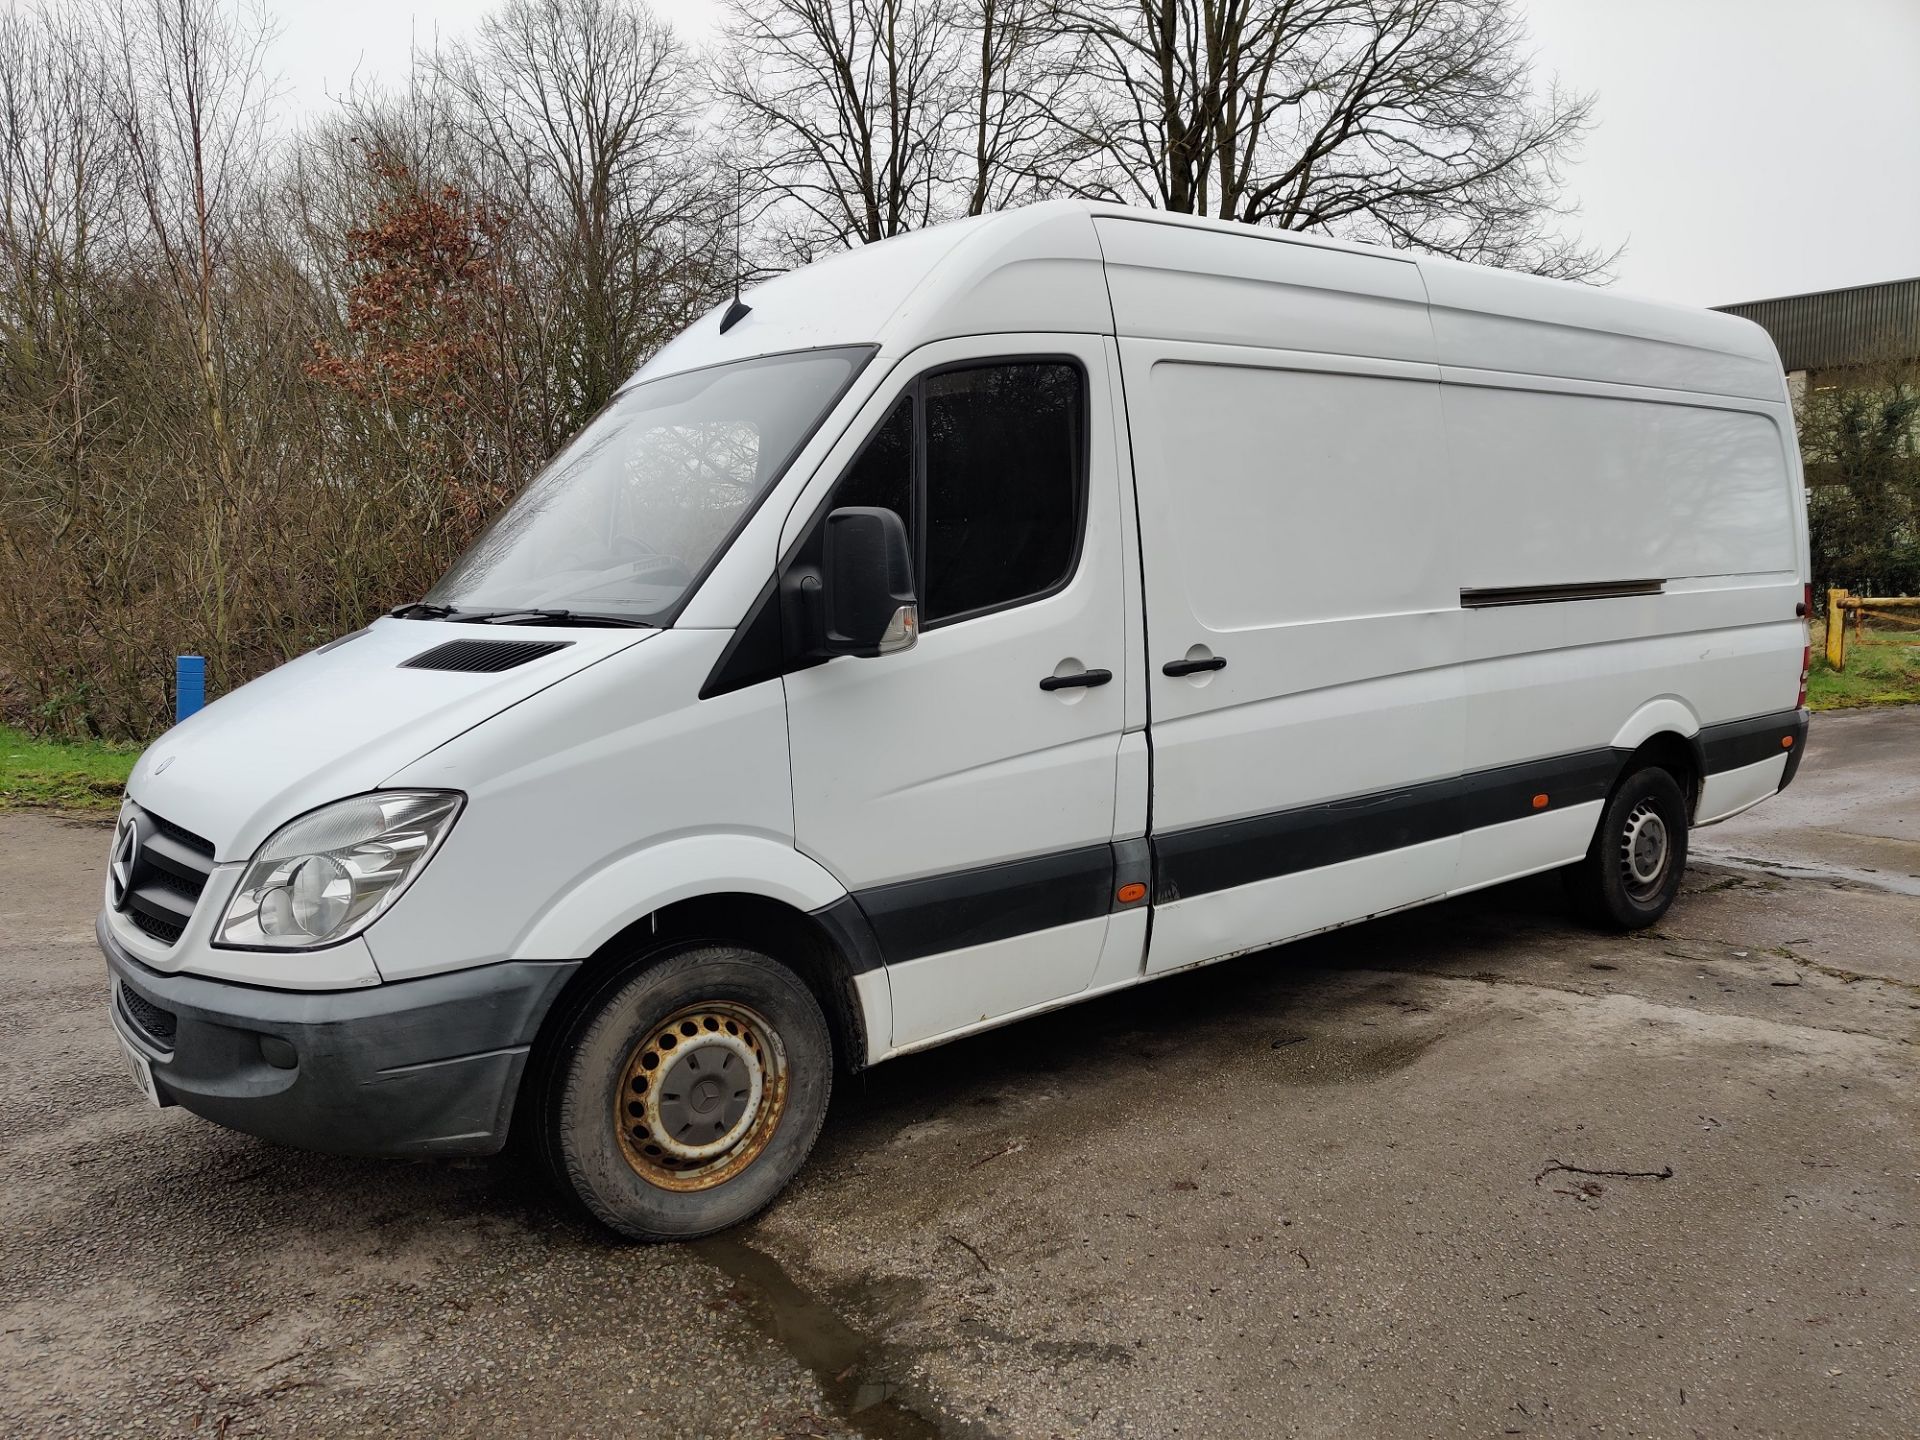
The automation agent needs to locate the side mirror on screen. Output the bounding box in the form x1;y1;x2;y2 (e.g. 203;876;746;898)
816;507;917;657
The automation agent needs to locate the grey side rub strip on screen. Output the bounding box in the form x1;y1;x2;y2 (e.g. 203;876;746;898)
837;707;1807;968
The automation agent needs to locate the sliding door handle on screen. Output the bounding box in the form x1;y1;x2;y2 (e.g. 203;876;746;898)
1039;668;1113;691
1162;655;1227;677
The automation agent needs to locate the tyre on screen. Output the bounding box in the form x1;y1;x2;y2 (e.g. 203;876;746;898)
540;943;833;1241
1565;765;1690;930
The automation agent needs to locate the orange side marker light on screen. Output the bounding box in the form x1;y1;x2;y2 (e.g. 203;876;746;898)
1531;793;1550;810
1781;735;1794;748
1117;882;1147;904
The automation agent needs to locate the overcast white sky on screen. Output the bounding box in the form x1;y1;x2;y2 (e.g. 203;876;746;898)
265;0;1920;308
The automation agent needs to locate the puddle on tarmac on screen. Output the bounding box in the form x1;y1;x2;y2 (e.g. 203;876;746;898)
693;1235;945;1439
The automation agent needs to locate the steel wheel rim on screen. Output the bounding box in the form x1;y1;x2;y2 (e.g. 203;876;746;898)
615;1001;789;1192
1619;799;1671;900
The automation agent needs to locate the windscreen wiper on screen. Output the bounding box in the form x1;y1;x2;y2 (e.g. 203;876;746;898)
389;601;650;628
461;608;653;629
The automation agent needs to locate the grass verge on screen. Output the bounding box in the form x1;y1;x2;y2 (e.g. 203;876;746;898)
1808;619;1920;710
0;724;138;812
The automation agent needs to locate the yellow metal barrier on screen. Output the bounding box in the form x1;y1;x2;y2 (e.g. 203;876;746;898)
1824;589;1920;670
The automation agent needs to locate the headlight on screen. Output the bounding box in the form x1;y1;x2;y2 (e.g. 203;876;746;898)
216;791;463;950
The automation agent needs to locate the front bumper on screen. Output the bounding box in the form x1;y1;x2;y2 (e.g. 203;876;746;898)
100;914;578;1157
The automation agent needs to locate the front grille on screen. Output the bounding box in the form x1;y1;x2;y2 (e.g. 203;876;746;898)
118;807;216;950
148;812;216;859
118;984;178;1048
130;910;185;945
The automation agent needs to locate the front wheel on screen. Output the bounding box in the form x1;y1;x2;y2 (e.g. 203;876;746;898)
1565;766;1690;930
544;943;833;1241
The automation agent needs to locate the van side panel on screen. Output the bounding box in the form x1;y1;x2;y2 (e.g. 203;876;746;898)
1097;217;1471;976
1103;218;1806;983
1437;375;1802;896
1441;382;1798;585
1121;351;1465;848
1422;266;1804;893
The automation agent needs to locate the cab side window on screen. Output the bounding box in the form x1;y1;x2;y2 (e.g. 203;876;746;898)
923;363;1082;622
832;360;1085;627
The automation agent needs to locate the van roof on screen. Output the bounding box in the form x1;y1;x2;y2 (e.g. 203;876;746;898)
633;200;1784;400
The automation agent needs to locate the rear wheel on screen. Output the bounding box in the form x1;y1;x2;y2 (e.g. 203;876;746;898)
1565;765;1689;930
542;943;832;1241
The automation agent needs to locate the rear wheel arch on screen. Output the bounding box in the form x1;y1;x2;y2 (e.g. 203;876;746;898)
1608;700;1704;819
1616;730;1705;821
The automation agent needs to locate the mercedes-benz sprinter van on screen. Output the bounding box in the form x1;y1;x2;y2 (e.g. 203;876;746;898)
99;201;1811;1239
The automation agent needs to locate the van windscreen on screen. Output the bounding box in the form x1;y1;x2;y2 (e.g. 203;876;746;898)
428;346;871;625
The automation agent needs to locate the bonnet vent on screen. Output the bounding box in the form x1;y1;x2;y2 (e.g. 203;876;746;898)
401;639;573;673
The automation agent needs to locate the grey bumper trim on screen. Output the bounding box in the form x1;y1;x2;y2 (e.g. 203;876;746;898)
99;914;579;1158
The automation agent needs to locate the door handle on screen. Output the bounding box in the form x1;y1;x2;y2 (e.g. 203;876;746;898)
1039;668;1113;691
1162;656;1227;677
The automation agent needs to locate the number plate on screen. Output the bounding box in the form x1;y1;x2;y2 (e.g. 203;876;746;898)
110;1000;163;1108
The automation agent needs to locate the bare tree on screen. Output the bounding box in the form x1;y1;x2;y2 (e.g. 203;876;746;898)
433;0;730;439
0;6;149;735
104;0;280;665
0;5;121;523
1044;0;1609;277
717;0;961;257
961;0;1085;215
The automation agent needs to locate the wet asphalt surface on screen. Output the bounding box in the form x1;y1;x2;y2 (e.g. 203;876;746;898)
3;707;1916;1437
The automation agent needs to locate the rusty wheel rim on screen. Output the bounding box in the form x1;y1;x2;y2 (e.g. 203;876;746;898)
615;1002;789;1192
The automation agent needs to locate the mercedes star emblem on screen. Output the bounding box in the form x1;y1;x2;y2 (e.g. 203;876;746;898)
109;818;140;910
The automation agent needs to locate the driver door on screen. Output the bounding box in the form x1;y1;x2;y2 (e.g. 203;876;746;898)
781;337;1135;1051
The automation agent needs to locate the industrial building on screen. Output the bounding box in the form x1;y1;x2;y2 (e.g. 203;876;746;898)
1716;275;1920;399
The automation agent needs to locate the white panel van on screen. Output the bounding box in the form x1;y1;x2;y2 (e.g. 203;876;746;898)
98;202;1812;1239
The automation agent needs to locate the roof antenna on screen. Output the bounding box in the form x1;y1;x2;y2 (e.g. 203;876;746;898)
720;164;752;334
